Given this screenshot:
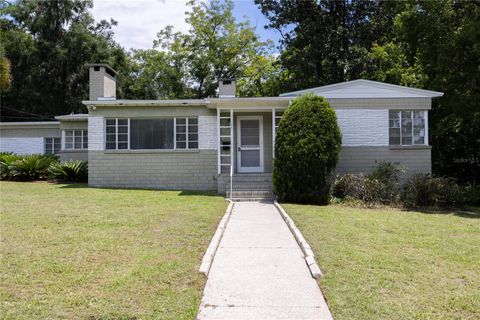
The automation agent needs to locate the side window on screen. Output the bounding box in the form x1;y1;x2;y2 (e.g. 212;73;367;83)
64;130;88;150
389;110;426;146
175;117;198;149
106;119;129;150
44;137;61;155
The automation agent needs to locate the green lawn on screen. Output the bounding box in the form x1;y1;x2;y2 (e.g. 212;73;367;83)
0;182;227;320
283;204;480;320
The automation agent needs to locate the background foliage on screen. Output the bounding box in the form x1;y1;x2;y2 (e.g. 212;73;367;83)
1;0;478;183
256;0;480;184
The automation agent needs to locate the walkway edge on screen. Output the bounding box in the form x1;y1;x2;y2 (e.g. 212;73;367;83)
199;200;235;276
274;201;324;279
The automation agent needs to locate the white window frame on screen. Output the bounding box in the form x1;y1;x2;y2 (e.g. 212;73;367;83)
63;130;88;150
44;137;61;155
389;110;428;146
105;117;199;151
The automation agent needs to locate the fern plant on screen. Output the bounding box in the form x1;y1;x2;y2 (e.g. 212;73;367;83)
9;154;57;181
0;153;22;180
48;160;88;182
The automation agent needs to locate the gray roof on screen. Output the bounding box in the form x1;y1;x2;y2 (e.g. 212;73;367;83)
0;121;59;128
279;79;444;98
55;114;89;121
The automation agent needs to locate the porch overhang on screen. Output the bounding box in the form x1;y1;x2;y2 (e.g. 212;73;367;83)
205;97;291;110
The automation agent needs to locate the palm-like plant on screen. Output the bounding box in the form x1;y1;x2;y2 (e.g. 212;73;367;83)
10;154;57;181
48;160;88;182
0;153;22;180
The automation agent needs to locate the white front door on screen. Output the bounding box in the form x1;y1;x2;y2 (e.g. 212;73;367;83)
237;116;263;173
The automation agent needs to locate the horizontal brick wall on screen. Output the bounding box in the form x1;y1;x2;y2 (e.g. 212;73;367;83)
88;150;217;190
60;150;88;161
328;97;431;109
335;109;389;146
336;146;431;182
0;137;44;154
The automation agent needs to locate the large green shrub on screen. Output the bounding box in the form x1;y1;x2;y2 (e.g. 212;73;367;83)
48;160;88;182
9;154;57;181
402;174;465;207
273;94;341;204
0;153;22;180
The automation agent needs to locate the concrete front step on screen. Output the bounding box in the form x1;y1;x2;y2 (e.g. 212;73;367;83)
230;174;272;183
230;198;275;202
226;190;275;200
227;183;273;190
225;174;275;200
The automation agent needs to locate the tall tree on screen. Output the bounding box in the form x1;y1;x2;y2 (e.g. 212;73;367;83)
129;0;274;99
255;0;406;91
393;0;480;183
0;0;130;121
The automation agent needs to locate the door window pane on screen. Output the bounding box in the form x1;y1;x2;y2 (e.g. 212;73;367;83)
241;120;259;146
241;150;260;167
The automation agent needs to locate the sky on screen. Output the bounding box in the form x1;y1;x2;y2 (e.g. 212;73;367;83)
90;0;282;51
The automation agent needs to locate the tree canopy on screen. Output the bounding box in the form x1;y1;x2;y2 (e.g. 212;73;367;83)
0;0;130;120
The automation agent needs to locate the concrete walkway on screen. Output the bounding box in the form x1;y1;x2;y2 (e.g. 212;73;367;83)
197;202;333;320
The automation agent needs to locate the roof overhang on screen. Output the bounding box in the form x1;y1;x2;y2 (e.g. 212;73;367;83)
280;79;444;99
55;114;89;121
0;121;60;129
205;97;291;109
82;99;207;108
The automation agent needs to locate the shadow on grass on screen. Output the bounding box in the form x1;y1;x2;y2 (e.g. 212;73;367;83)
402;206;480;219
59;183;220;197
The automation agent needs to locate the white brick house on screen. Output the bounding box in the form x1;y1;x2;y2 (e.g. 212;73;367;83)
0;64;443;196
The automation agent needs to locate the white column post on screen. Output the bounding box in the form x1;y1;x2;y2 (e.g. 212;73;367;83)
272;108;276;159
230;108;234;173
61;130;65;150
217;108;221;175
425;110;429;146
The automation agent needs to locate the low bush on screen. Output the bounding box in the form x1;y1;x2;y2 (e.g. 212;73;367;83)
332;173;367;199
0;153;22;180
332;162;403;205
48;160;88;182
402;174;465;207
9;154;57;181
462;183;480;206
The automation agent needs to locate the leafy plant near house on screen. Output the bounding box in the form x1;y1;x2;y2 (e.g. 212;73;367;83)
0;152;22;180
402;174;465;207
332;161;404;205
48;160;88;182
273;94;341;204
9;154;57;181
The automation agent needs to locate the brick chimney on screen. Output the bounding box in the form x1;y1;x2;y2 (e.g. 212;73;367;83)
218;78;236;98
86;63;117;100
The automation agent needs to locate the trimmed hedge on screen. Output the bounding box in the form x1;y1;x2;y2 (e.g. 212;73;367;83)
273;94;341;204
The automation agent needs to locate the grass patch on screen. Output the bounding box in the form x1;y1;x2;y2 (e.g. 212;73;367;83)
283;203;480;320
0;182;227;319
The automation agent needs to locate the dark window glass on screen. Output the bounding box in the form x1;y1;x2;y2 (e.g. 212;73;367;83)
130;119;174;149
